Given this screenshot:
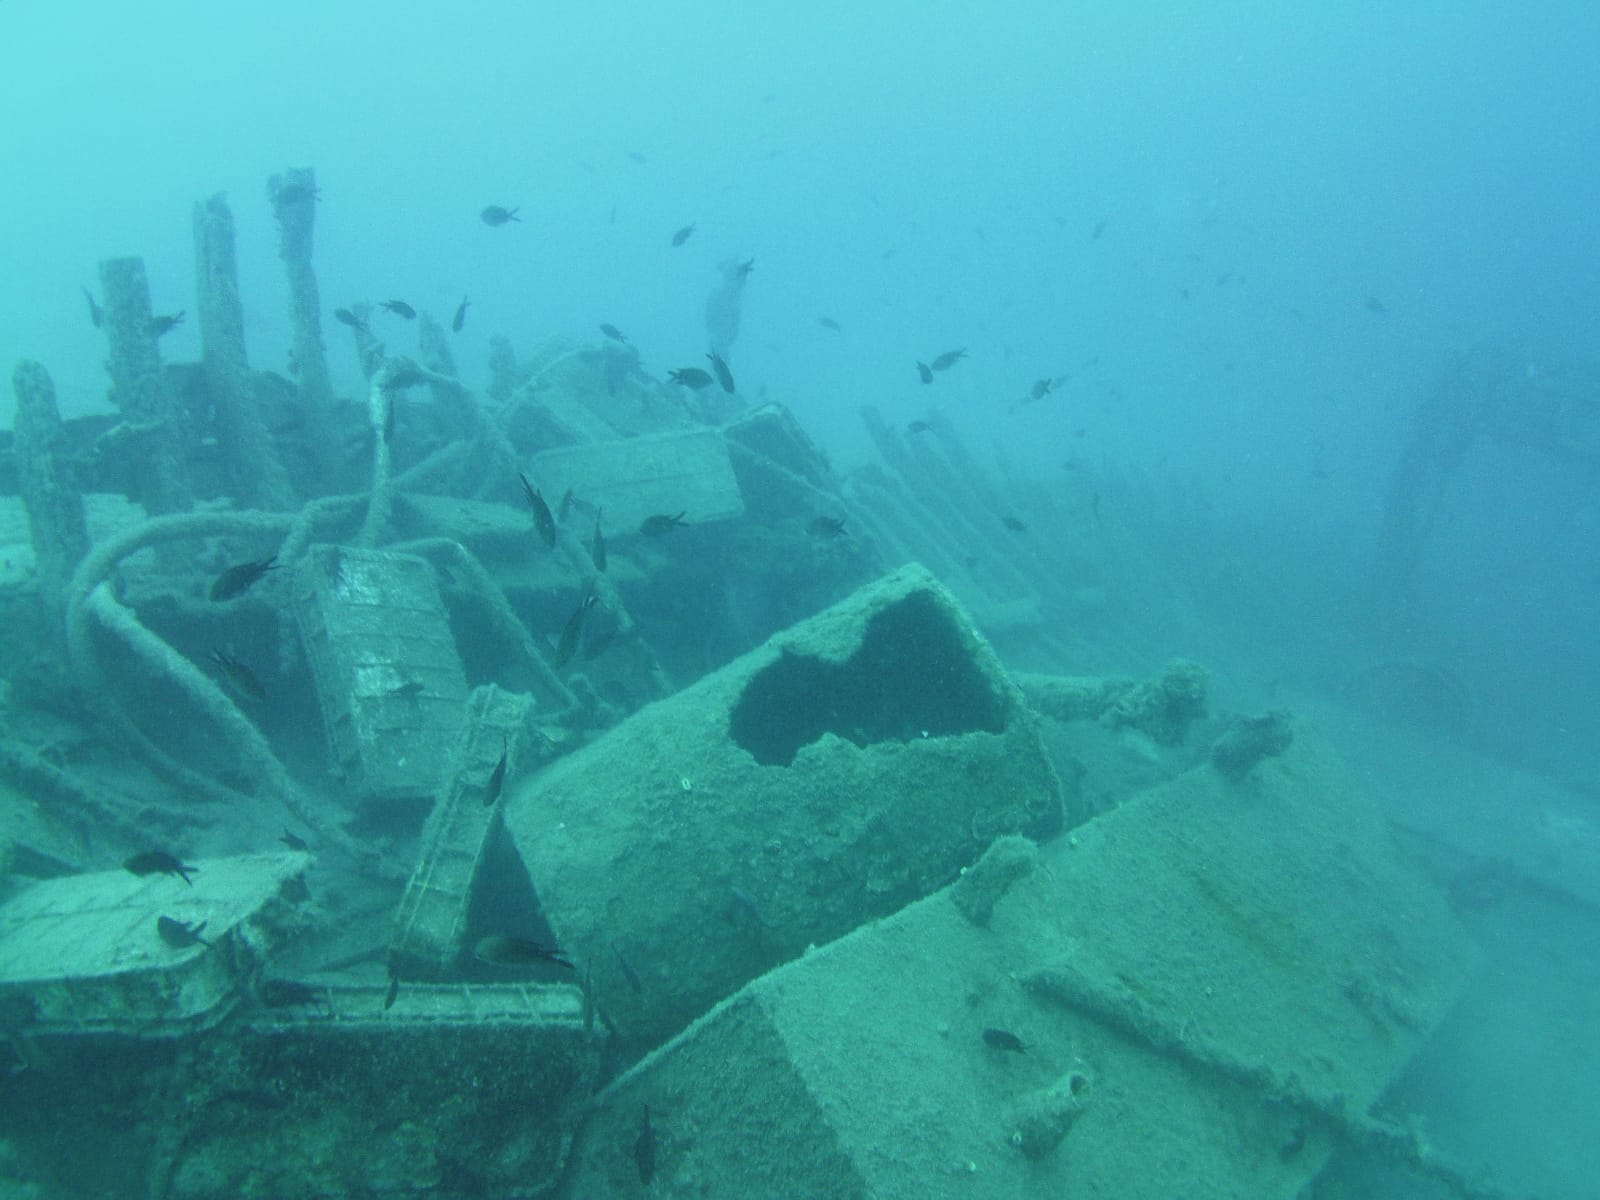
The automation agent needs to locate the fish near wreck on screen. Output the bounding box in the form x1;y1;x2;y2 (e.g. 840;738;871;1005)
706;350;736;394
590;511;607;572
554;593;599;669
916;361;934;384
209;555;279;601
668;367;714;389
930;348;967;371
639;512;687;536
149;312;185;337
157;916;210;950
379;300;417;319
474;935;575;971
125;851;196;885
519;474;558;549
671;222;697;247
982;1027;1026;1054
480;205;520;226
451;296;470;332
210;649;266;702
484;736;509;807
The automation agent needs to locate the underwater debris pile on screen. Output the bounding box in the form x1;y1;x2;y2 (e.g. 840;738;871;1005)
0;165;1511;1200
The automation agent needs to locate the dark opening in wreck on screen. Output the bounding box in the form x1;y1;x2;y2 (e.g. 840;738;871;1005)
728;589;1006;766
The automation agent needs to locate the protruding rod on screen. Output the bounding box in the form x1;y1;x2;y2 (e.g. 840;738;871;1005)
98;256;192;517
193;193;293;508
269;167;336;483
11;359;89;623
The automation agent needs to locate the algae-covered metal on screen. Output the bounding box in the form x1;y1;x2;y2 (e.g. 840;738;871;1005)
503;563;1062;1047
388;685;536;980
0;852;308;1036
560;729;1479;1200
292;545;468;806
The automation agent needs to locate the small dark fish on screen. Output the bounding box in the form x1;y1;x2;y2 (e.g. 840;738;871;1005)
807;516;847;538
149;311;185;337
258;978;322;1008
625;150;647;165
557;487;576;523
480;205;520;226
1001;515;1028;533
599;323;629;345
333;307;365;330
125;851;195;885
906;420;933;434
211;649;266;702
383;974;400;1011
157;916;209;949
149;311;186;337
209;555;279;601
670;222;697;247
590;511;607;572
1028;378;1054;401
706;350;736;394
1092;218;1109;240
379;300;416;319
484;736;509;807
734;258;755;280
818;316;842;332
982;1027;1026;1054
554;594;599;669
83;287;103;328
634;1105;657;1185
1364;295;1389;314
916;361;934;384
639;512;687;536
209;652;266;707
279;829;310;852
930;349;967;371
614;944;644;994
451;296;469;333
668;367;714;389
387;680;425;698
519;474;558;548
473;935;575;971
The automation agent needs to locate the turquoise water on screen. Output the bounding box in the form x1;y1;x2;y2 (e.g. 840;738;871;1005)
1;4;1597;1197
